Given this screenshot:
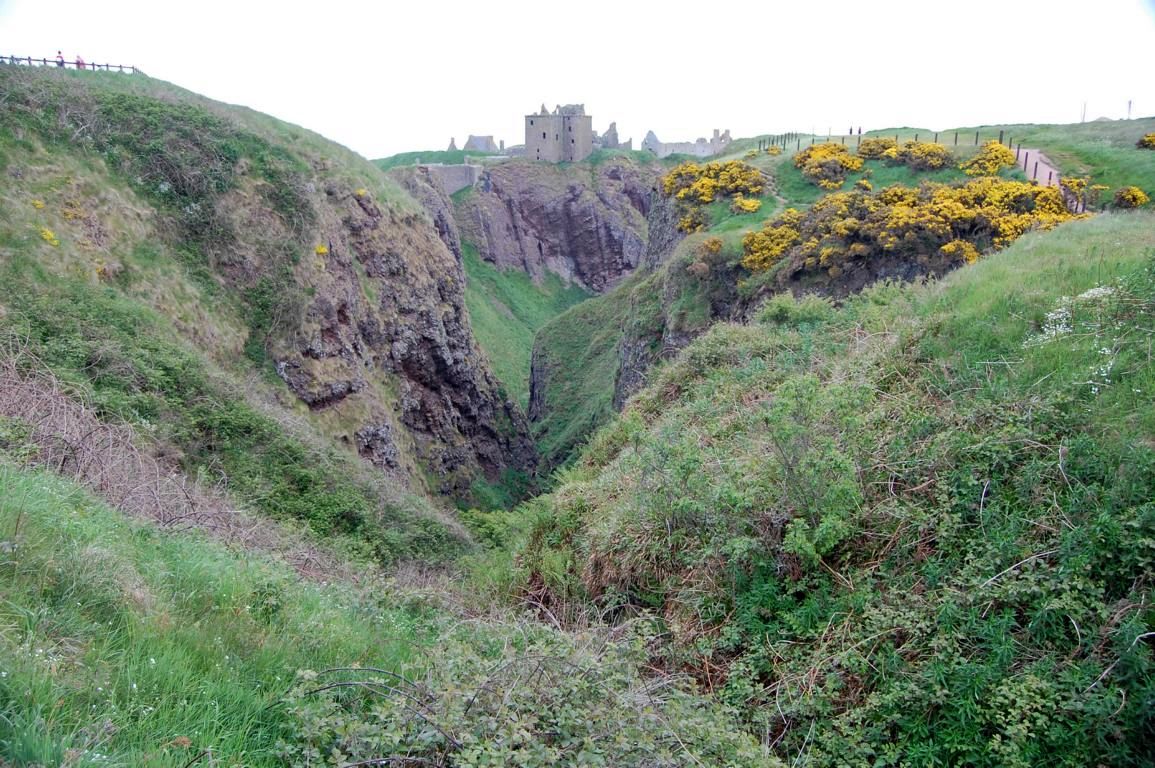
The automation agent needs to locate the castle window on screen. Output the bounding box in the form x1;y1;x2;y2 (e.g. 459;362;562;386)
530;119;534;126
555;134;558;141
568;125;572;132
542;131;546;139
571;139;575;144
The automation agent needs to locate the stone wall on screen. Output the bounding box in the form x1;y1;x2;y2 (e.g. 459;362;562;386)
525;104;594;163
641;128;732;159
425;163;482;195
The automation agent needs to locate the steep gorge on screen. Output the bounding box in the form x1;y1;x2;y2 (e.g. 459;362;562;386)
0;67;533;519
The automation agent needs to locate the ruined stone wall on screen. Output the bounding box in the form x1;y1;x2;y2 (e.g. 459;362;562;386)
526;114;564;162
642;129;732;159
562;114;593;162
426;163;482;195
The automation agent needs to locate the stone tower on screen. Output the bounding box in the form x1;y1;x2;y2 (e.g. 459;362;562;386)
525;104;593;163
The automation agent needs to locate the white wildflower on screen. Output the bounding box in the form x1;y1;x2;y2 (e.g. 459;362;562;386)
1076;286;1115;302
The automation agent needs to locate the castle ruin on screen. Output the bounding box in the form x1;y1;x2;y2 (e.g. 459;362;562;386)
526;104;593;163
641;128;732;159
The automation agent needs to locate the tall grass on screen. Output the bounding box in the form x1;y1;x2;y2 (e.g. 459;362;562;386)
0;465;430;766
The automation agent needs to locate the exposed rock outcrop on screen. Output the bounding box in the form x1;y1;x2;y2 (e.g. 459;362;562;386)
455;158;661;293
390;166;463;259
269;185;536;496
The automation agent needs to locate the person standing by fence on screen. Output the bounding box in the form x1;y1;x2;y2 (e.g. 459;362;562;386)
55;50;64;67
76;55;86;70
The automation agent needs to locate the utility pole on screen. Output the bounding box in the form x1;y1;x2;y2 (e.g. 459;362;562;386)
1127;100;1132;120
1081;101;1087;123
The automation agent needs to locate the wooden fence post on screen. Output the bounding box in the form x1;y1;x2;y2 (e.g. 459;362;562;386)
975;131;979;145
954;131;958;145
999;130;1004;145
1033;160;1038;179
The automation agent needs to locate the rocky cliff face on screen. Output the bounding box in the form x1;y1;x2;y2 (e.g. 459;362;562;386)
454;158;661;293
270;184;537;496
389;165;463;260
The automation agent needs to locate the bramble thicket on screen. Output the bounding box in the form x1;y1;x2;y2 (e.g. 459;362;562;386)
1137;132;1155;150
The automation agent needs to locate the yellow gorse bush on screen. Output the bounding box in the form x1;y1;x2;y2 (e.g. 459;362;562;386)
856;137;897;159
730;195;763;214
793;143;863;189
1114;186;1150;209
940;239;980;264
766;145;782;156
662;161;765;232
741;208;802;270
314;244;329;256
960;141;1017;176
1136;133;1155;150
742;178;1083;273
39;227;60;247
888;141;954;171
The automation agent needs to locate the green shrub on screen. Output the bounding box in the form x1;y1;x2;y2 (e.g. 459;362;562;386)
754;292;836;328
280;621;781;768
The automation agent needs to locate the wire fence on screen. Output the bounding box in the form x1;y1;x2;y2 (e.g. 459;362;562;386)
1;53;137;73
757;129;1062;186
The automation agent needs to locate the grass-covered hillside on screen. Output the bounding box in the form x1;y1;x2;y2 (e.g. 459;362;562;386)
0;460;772;766
0;65;541;560
521;210;1155;765
461;240;590;410
529;119;1155;470
373;148;497;171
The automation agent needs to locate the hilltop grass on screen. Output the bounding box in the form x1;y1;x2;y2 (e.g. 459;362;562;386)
775;154;1006;207
956;117;1155;196
461;241;590;409
0;464;432;767
373;149;495;171
523;210;1155;765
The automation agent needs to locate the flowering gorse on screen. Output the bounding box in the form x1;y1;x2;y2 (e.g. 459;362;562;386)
960;141;1017;176
793;143;863;189
662;161;765;232
743;177;1082;273
1114;186;1150;209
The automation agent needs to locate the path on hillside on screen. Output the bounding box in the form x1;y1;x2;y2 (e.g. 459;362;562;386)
1017;147;1061;187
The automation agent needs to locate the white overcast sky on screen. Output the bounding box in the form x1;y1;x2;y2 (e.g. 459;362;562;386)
2;0;1153;159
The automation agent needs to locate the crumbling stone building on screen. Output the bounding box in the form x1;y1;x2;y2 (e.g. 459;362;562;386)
526;104;593;163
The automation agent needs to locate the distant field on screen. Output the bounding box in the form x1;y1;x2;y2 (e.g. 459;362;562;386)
373;148;497;171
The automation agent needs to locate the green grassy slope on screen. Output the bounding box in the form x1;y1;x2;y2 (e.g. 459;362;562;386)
951;116;1155;194
0;464;428;766
373;148;495;171
530;119;1155;470
462;241;589;409
0;66;461;562
524;210;1155;765
0;462;769;766
530;269;664;470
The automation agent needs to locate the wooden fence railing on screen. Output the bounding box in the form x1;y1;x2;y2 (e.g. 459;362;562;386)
1;54;136;73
